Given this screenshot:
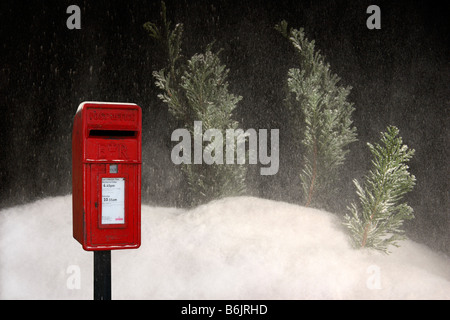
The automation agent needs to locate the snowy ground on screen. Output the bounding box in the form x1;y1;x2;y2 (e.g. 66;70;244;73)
0;195;449;300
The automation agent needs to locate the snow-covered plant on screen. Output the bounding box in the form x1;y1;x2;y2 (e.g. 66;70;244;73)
144;2;246;206
275;20;357;208
344;126;416;253
178;48;246;206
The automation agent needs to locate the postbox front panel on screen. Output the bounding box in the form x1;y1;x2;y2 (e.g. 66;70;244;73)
86;163;140;249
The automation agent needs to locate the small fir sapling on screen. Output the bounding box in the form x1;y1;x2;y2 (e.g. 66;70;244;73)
144;2;246;206
343;126;416;253
275;20;357;208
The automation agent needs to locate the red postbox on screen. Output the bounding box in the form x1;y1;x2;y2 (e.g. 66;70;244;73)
72;102;141;251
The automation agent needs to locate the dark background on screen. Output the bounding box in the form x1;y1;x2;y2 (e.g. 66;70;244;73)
1;1;448;254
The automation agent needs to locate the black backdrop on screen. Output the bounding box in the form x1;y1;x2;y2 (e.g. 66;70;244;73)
1;0;448;254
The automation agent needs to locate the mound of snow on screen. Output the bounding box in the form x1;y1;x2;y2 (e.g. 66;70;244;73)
1;195;449;299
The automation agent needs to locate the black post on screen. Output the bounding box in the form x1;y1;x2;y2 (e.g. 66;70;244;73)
94;250;111;300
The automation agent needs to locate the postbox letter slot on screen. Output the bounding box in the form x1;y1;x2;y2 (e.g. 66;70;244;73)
89;130;137;138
